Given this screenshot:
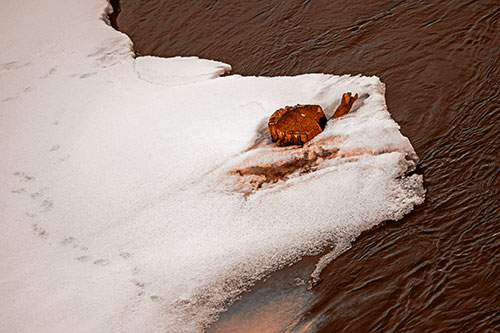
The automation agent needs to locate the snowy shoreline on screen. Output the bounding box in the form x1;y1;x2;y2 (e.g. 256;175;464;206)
0;0;424;331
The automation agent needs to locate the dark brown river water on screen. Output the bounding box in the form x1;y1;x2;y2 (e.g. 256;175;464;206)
112;0;499;331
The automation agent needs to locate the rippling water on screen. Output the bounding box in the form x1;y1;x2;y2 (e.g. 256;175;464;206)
113;0;499;331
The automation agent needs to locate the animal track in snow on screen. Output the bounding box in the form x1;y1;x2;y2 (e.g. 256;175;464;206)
13;171;35;182
49;145;60;152
94;259;111;266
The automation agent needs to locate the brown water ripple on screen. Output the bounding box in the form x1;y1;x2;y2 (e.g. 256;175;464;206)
114;0;499;331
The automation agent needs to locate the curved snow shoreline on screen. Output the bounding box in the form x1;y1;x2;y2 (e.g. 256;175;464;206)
0;1;424;332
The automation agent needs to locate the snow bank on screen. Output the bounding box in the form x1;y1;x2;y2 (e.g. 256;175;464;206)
0;0;424;332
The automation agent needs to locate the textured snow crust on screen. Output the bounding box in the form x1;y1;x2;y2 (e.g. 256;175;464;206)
0;0;424;332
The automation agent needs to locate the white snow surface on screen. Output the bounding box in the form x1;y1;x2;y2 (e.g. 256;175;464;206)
0;0;425;332
135;56;232;86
